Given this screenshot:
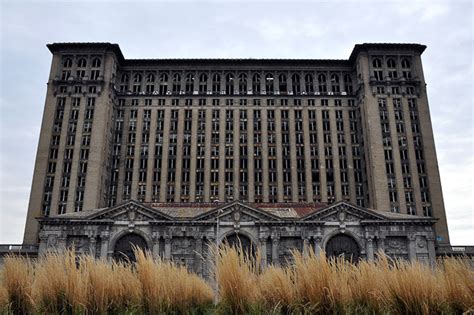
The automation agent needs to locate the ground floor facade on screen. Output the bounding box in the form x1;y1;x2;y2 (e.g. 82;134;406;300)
34;200;440;277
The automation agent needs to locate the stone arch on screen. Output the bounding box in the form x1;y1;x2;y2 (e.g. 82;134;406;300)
109;228;152;261
112;232;148;263
219;230;257;256
324;233;361;262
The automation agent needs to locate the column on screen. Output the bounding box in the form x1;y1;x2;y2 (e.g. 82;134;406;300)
89;236;97;257
145;109;158;202
275;110;284;201
233;109;240;200
159;108;171;201
288;109;299;201
329;109;342;200
194;237;204;275
189;108;199;201
366;237;374;261
152;232;160;259
426;236;436;268
247;108;255;201
316;107;328;202
408;234;417;262
218;108;226;201
174;109;185;201
259;237;267;268
116;107;130;204
302;237;309;258
100;230;110;260
302;108;314;202
342;110;356;204
271;236;280;265
164;236;172;260
131;107;144;199
261;109;270;202
314;236;322;256
203;108;213;202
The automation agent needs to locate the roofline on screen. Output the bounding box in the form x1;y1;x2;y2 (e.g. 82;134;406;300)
47;42;426;66
348;43;426;62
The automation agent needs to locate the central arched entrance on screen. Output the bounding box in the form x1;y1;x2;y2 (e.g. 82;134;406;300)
223;233;255;257
325;234;361;262
113;233;148;263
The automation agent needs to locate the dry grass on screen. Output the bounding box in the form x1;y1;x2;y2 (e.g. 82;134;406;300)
0;246;473;314
211;243;261;314
2;255;34;314
134;248;213;313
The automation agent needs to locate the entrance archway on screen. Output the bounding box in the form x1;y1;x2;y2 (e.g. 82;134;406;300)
325;234;361;262
113;233;148;263
223;233;255;257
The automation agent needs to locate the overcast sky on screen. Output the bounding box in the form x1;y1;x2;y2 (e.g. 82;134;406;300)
0;0;472;245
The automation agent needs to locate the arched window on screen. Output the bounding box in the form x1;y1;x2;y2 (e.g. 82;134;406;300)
121;74;129;83
133;74;142;83
265;73;274;94
172;73;181;93
185;73;194;94
372;58;383;81
252;73;261;94
343;74;353;93
292;74;300;94
63;58;73;68
212;73;220;94
159;73;168;95
372;58;382;68
133;74;142;92
77;58;87;68
146;73;155;83
238;73;247;95
199;73;208;94
401;58;411;68
401;58;412;79
278;74;287;93
225;73;234;95
387;58;397;79
331;74;340;93
318;73;327;93
92;58;101;68
145;73;155;93
305;74;314;93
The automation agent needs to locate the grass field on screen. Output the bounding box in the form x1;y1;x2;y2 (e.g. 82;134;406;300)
0;245;472;314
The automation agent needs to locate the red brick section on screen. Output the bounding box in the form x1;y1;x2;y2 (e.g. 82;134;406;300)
144;202;328;218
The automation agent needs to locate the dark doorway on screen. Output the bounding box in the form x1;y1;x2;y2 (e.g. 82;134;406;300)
325;234;361;262
113;233;148;263
223;233;255;257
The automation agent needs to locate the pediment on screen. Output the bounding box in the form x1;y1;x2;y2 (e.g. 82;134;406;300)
194;201;281;222
87;200;172;221
301;201;386;222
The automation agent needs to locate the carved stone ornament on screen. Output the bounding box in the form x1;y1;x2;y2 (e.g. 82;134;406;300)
338;209;347;222
233;211;241;223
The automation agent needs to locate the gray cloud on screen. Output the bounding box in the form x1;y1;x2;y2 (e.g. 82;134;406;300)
1;0;472;244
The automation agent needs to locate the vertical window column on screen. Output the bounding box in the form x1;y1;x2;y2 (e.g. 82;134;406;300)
316;106;328;202
174;109;186;202
131;107;144;201
253;109;264;202
62;97;84;212
42;97;67;216
158;108;172;202
387;98;408;213
188;108;199;202
145;109;158;202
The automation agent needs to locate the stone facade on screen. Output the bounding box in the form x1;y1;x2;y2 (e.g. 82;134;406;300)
37;200;438;276
20;42;452;264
